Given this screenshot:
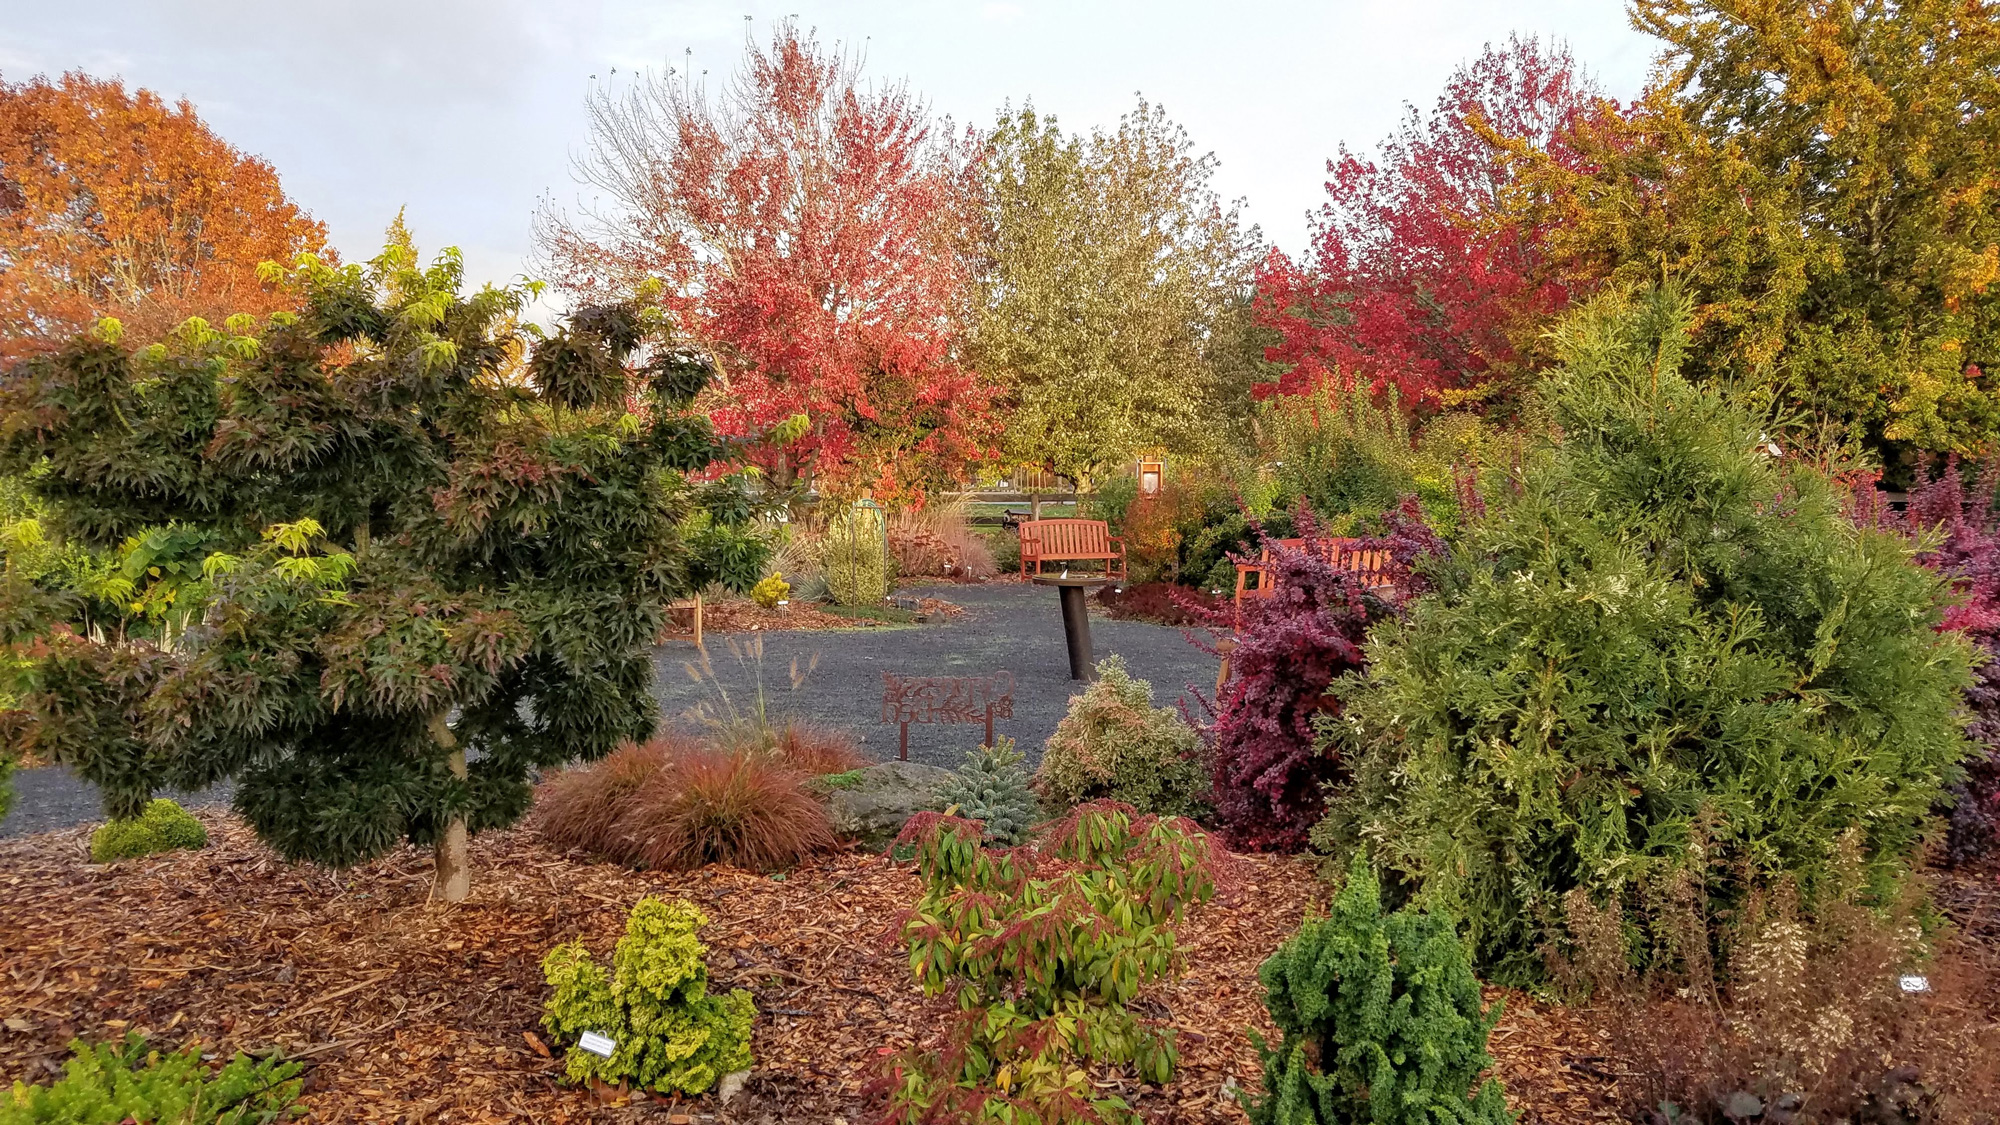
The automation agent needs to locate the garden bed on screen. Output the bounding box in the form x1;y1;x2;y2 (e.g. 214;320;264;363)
662;596;967;638
0;813;1645;1123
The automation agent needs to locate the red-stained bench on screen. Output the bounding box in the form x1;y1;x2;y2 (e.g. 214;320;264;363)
1232;537;1393;609
1018;518;1126;581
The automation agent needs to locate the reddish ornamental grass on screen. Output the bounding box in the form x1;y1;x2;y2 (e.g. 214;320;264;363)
532;736;839;872
770;720;870;775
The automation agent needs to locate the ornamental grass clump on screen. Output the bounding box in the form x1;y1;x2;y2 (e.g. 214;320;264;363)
880;802;1218;1125
88;798;208;863
1322;286;1976;985
1248;857;1511;1125
935;737;1038;845
541;897;754;1096
0;1034;303;1125
532;736;837;873
1035;655;1209;820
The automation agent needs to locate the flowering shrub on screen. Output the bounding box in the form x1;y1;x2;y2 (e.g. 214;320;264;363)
879;802;1218;1124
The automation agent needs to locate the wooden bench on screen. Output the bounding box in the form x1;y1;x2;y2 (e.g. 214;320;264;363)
1018;518;1126;581
1233;537;1393;609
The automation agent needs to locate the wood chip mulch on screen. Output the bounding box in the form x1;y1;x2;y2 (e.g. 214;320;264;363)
0;813;1629;1123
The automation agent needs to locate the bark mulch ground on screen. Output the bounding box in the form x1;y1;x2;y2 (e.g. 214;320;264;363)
0;812;1629;1123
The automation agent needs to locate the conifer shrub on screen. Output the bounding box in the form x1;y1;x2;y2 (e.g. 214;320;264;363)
533;737;837;873
88;798;208;863
1035;655;1209;821
749;572;790;608
1248;856;1511;1125
880;802;1218;1124
1323;288;1976;984
541;897;754;1096
0;1034;303;1124
934;737;1038;845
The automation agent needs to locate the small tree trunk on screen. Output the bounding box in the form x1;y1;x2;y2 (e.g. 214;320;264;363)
429;712;470;903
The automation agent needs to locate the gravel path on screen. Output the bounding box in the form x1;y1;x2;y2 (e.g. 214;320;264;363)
2;582;1219;838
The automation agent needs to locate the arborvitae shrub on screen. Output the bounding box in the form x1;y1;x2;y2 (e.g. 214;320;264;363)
0;1034;303;1124
935;736;1038;845
1034;655;1209;820
1324;287;1975;984
541;898;754;1096
88;798;208;863
1248;857;1511;1125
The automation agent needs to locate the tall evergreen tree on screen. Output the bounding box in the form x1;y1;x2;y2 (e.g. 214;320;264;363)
0;234;766;898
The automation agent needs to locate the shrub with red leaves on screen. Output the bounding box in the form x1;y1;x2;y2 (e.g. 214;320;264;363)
533;735;839;872
1094;581;1221;627
1889;460;2000;863
1182;502;1439;852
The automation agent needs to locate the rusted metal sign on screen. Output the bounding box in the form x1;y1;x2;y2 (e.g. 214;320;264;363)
880;671;1015;760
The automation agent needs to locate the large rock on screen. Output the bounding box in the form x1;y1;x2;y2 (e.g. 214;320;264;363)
827;761;953;850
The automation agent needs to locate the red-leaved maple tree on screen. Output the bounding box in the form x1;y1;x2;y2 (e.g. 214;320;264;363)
539;24;996;504
1253;38;1600;410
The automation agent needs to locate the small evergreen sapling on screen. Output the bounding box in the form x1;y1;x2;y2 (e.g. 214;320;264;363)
1035;654;1209;820
541;897;754;1096
1249;857;1511;1125
935;736;1038;845
88;798;208;863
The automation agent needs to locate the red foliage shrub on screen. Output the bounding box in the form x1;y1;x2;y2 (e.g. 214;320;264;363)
533;735;839;872
1094;582;1221;627
1853;458;2000;864
771;720;869;775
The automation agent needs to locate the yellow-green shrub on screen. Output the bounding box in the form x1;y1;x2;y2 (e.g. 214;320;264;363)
89;799;207;863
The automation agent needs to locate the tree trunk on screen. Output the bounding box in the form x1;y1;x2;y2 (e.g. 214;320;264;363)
429;712;470;903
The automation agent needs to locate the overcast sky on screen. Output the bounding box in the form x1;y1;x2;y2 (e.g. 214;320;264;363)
2;1;1657;304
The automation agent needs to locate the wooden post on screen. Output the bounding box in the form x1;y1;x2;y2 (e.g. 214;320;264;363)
984;701;995;748
692;593;703;648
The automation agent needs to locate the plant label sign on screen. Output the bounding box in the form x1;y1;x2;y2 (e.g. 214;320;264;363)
1898;975;1930;993
578;1031;617;1057
880;671;1014;759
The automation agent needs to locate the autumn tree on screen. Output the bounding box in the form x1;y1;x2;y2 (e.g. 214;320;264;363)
966;102;1262;489
0;233;767;901
538;23;995;505
0;72;327;361
1254;38;1598;411
1497;0;2000;467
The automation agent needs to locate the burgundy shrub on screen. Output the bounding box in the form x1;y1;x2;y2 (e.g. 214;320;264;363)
1179;503;1437;852
1095;582;1222;627
1854;459;2000;863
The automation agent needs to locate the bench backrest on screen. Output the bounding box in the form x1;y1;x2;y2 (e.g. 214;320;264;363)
1019;518;1113;557
1240;536;1393;594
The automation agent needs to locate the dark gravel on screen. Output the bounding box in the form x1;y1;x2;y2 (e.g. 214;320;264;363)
1;581;1220;838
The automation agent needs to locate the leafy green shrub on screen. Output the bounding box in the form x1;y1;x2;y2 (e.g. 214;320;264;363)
986;527;1021;575
1248;857;1511;1125
934;737;1038;845
541;897;754;1096
1035;655;1209;820
824;507;889;606
1322;288;1975;984
89;798;208;863
882;802;1217;1124
0;1034;302;1124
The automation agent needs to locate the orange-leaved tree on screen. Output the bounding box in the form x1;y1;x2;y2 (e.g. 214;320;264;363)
0;72;327;361
537;23;997;506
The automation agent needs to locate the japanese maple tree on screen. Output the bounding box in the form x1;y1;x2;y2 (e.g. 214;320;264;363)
1253;38;1599;410
538;23;996;505
0;72;328;362
0;233;766;900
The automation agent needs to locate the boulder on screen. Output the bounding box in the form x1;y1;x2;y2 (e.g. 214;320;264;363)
827;761;953;850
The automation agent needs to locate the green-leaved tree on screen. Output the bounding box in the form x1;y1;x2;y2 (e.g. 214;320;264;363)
0;235;766;898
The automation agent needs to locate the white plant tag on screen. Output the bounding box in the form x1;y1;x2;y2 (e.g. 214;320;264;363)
578;1031;616;1057
1898;975;1930;993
